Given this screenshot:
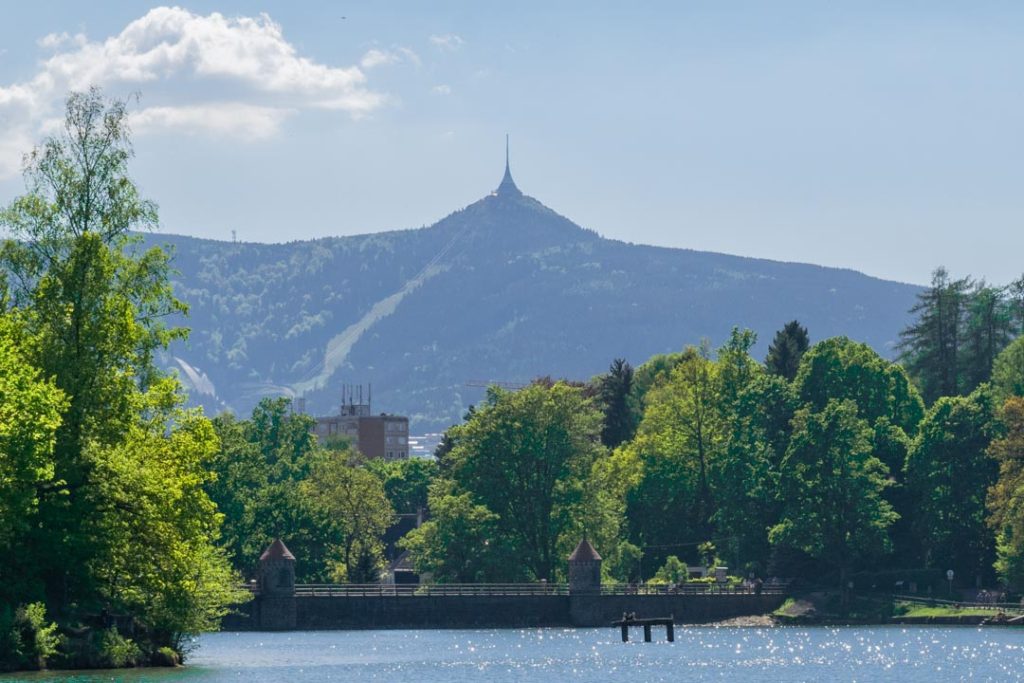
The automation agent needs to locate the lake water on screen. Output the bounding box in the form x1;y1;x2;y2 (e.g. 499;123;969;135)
3;626;1024;682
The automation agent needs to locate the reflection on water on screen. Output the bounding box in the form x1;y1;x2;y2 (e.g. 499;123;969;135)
3;626;1023;682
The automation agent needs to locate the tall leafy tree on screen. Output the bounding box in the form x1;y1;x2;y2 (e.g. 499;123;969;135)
0;88;238;661
302;451;394;582
206;398;328;580
988;397;1024;589
905;388;998;582
439;382;604;581
765;320;810;381
770;400;897;605
796;336;924;436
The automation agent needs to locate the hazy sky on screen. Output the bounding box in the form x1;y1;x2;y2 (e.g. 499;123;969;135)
1;2;1022;286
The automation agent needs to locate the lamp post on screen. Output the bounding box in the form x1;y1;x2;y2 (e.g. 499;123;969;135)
946;569;954;598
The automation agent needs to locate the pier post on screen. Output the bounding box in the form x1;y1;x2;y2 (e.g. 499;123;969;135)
643;624;652;642
666;622;675;642
621;624;629;642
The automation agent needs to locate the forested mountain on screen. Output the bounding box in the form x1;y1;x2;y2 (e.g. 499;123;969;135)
151;166;920;430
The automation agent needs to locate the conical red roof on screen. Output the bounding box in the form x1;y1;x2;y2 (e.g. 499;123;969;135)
568;538;601;562
260;538;296;561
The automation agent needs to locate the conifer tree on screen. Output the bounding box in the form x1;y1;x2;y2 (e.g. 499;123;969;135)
765;320;810;381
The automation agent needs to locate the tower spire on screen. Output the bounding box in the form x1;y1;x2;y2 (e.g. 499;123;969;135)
496;133;521;197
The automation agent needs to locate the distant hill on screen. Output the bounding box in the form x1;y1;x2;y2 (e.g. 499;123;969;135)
150;160;920;431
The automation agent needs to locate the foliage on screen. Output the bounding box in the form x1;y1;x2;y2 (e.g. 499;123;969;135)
899;268;1022;404
765;320;809;381
770;400;897;590
97;628;142;668
0;89;240;668
418;382;605;581
650;556;689;585
0;603;60;672
987;397;1024;589
302;450;394;583
795;336;924;435
0;315;66;603
598;358;639;449
905;388;999;582
400;483;520;582
365;457;438;515
206;398;328;581
992;336;1024;402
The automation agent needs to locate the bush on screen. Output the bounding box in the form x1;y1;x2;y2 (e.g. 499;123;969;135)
152;646;181;667
650;556;689;585
97;628;142;668
0;602;61;671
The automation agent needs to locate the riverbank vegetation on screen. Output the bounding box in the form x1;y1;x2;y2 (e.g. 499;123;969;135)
0;90;245;671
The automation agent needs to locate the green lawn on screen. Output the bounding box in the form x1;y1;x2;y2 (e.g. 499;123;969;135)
894;601;1004;618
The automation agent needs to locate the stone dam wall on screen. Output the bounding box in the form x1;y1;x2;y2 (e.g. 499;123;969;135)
223;592;786;631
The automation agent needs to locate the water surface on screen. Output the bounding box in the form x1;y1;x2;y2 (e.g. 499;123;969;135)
4;626;1023;682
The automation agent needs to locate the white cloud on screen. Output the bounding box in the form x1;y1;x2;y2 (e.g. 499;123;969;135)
431;84;452;95
0;7;388;178
131;103;294;140
360;46;420;70
429;34;464;51
361;48;399;69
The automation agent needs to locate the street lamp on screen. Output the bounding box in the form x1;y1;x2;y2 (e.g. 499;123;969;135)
946;569;954;597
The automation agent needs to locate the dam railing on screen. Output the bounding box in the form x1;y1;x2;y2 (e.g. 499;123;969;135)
287;582;787;598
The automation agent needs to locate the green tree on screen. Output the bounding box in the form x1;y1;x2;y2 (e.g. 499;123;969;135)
899;267;972;402
770;400;897;605
963;283;1015;391
302;451;394;583
440;382;604;581
598;358;638;449
0;88;238;660
987;397;1024;589
992;336;1024;401
651;556;689;585
206;398;329;581
765;320;810;381
400;483;520;582
711;373;797;571
1;89;184;598
365;457;439;515
905;388;998;583
796;336;924;435
87;388;245;651
616;347;726;573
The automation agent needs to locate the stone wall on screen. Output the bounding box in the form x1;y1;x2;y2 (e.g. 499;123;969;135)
567;593;786;627
225;592;785;630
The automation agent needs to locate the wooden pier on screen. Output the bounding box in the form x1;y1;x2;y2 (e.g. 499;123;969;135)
614;613;675;642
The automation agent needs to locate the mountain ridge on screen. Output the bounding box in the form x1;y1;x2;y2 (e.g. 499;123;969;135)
149;173;921;431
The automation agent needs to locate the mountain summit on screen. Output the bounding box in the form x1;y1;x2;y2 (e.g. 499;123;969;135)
155;149;920;429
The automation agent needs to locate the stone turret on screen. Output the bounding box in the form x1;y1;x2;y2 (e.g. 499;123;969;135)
568;538;602;593
256;538;297;629
258;538;296;596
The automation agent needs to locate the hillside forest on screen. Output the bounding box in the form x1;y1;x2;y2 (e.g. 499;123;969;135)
4;90;1024;671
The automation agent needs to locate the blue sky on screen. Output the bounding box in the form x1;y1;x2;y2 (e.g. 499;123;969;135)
1;2;1022;285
